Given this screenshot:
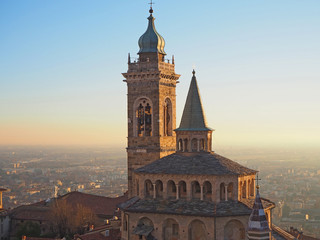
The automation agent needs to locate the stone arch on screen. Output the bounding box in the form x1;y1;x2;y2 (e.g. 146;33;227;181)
242;181;247;198
191;138;198;152
178;139;183;152
163;98;172;136
163;218;179;240
220;183;226;201
145;179;153;198
167;180;176;199
188;219;207;240
133;97;153;137
138;217;154;227
203;181;212;201
137;217;154;238
155;180;163;199
227;182;233;200
191;181;201;200
224;219;245;240
178;181;187;199
184;139;189;152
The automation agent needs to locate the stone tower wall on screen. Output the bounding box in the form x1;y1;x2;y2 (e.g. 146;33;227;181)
123;57;180;197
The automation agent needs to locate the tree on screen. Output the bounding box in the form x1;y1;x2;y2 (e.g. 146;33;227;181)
16;222;41;240
50;198;97;238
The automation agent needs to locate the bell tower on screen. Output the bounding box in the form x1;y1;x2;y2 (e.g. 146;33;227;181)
123;7;180;197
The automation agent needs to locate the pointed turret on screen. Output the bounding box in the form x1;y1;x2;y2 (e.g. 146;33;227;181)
175;70;213;152
176;70;211;132
247;186;271;240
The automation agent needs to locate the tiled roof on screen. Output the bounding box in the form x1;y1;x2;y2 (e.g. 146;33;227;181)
58;191;127;217
135;152;257;176
272;225;296;240
119;197;274;217
175;70;212;132
75;228;121;240
10;192;127;221
288;227;320;240
25;237;59;240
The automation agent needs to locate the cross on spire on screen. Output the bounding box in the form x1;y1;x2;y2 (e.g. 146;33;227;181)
149;0;155;9
255;173;262;189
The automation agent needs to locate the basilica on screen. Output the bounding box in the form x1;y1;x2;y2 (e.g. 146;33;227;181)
119;6;281;240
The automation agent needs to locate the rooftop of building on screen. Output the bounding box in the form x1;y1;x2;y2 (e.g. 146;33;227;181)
10;191;127;221
135;151;257;176
74;226;121;240
119;197;274;217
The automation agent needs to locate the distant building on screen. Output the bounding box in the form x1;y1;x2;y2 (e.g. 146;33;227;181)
9;191;127;240
0;188;10;240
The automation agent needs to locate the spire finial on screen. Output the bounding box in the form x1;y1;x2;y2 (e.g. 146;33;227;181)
255;173;262;190
149;0;155;13
192;69;196;76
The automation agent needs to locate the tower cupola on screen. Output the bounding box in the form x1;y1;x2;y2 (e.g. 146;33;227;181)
138;8;166;55
175;70;213;153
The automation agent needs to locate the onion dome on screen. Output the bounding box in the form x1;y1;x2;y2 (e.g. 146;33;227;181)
138;8;166;55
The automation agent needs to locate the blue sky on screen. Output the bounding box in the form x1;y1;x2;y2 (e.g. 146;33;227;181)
1;0;319;148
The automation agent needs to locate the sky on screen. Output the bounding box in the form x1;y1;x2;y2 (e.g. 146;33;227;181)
0;0;319;149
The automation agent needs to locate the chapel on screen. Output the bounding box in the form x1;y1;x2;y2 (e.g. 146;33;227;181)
119;6;275;240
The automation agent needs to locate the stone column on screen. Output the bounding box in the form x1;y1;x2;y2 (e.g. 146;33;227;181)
200;184;204;200
153;183;156;199
197;139;200;152
225;185;228;201
246;181;249;198
176;184;179;200
187;181;192;201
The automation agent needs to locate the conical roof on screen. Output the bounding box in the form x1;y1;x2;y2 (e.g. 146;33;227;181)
176;70;212;131
248;188;270;232
138;8;166;55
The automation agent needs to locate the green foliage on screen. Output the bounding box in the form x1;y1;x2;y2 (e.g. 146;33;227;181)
16;221;41;240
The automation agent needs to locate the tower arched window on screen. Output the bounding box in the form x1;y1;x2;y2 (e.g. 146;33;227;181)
163;98;172;136
191;138;198;152
135;98;152;137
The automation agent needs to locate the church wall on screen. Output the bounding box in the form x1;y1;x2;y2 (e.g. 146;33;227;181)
215;215;249;240
238;175;256;201
135;173;238;202
122;212;215;240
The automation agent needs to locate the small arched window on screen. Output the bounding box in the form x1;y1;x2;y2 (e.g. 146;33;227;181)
242;181;247;199
200;139;205;151
220;183;226;201
135;98;152;137
184;139;189;152
227;183;233;200
163;98;172;136
191;138;198;152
